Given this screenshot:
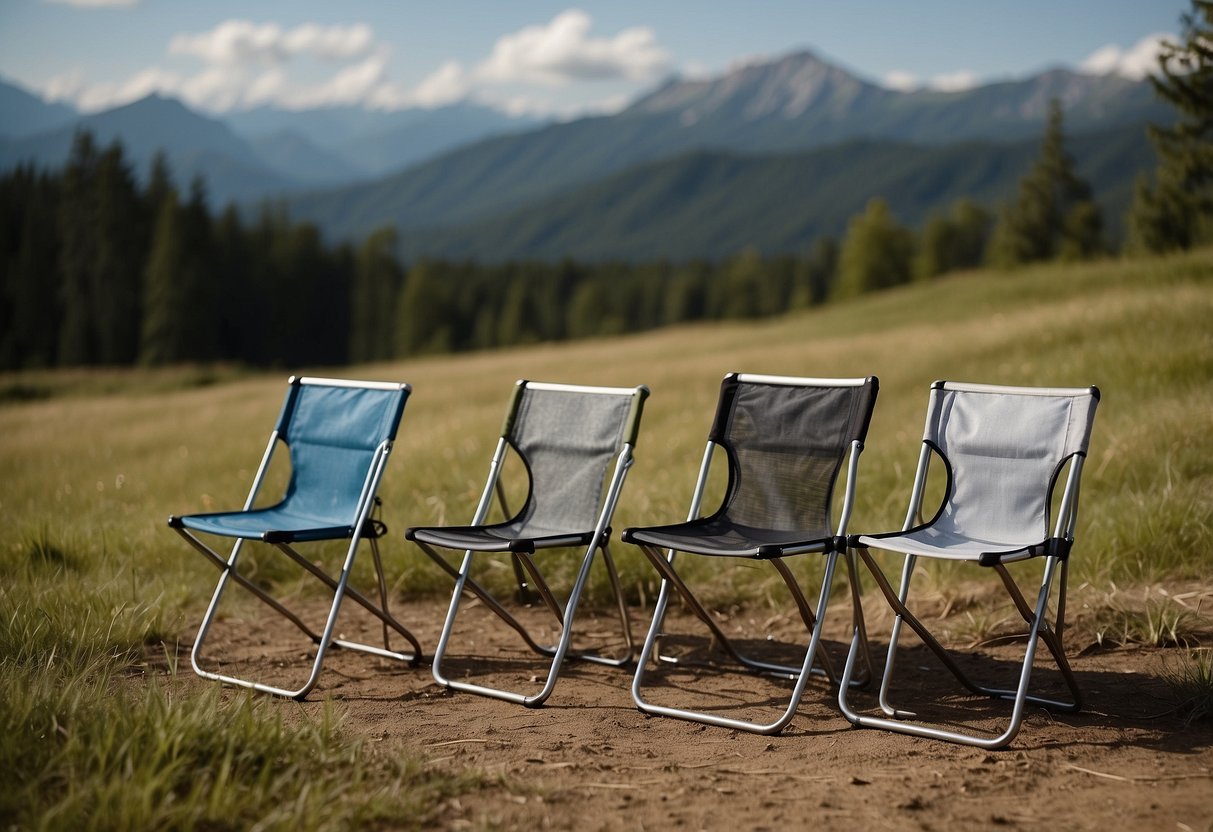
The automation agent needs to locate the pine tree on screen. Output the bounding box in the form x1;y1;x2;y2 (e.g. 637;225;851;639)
349;227;403;363
833;198;915;300
1128;0;1213;252
394;260;454;356
987;100;1102;267
139;192;187;365
56;131;100;365
55;133;145;365
914;200;992;280
0;166;61;368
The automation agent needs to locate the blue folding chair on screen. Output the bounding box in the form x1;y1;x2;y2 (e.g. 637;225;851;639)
170;376;421;699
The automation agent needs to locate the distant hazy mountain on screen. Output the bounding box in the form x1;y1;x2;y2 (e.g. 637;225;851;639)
0;94;292;205
0;77;77;139
222;102;542;177
388;121;1154;263
0;50;1169;260
624;55;1165;146
283;50;1169;245
246;129;368;186
0;87;544;204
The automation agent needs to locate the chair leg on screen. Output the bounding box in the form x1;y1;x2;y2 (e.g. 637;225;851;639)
430;542;616;707
420;541;634;666
631;548;844;735
182;529;420;700
839;553;1077;749
274;542;423;662
177;527;322;643
637;545;790;676
417;543;555;654
636;545;847;682
515;546;635;666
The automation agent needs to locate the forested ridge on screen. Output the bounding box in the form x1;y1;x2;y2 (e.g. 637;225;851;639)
2;0;1209;373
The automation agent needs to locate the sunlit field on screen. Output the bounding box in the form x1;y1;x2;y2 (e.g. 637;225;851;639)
1;248;1210;827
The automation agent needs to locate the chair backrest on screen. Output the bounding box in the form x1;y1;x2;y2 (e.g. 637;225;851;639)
709;374;878;534
923;381;1099;545
503;381;648;534
274;377;410;524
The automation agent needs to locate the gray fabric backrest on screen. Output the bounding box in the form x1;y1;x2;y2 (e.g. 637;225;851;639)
711;376;877;534
508;385;638;534
924;382;1099;545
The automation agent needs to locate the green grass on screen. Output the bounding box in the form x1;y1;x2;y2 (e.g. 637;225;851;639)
1162;649;1213;724
1;248;1211;825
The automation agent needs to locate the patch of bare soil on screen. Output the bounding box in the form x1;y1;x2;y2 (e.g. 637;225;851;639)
187;592;1213;831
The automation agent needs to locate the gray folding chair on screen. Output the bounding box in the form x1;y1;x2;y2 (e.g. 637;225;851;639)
169;376;422;700
406;380;649;707
839;381;1100;748
624;374;878;734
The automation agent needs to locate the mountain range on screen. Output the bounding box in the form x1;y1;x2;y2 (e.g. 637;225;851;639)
0;50;1171;261
0;77;538;200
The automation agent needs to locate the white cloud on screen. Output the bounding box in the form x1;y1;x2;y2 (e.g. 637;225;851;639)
1079;33;1172;80
475;9;669;86
282;53;388;109
883;70;919;92
43;9;671;117
390;60;472;108
927;70;978;92
168;20;375;67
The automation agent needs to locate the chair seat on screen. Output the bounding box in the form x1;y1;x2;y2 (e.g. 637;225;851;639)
856;529;1041;564
172;507;357;543
623;518;835;558
406;522;594;554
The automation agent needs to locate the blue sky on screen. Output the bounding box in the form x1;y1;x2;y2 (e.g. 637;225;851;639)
0;0;1184;117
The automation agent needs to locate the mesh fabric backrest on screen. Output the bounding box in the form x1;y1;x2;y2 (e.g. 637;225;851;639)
712;380;875;533
925;385;1098;545
508;386;635;534
278;382;407;524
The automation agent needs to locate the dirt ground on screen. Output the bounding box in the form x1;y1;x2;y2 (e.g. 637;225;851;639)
186;586;1213;832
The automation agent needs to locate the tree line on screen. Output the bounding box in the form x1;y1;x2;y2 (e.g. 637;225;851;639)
1;4;1207;371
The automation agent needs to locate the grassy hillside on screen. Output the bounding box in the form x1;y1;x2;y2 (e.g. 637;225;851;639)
1;249;1210;826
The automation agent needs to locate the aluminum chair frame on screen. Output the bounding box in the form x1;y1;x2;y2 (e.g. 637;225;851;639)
407;380;649;707
627;374;877;735
170;376;422;700
838;380;1099;749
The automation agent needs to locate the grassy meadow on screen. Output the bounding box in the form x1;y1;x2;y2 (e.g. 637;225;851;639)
1;248;1211;827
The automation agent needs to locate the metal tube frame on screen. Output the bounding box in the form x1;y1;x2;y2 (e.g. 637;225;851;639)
838;447;1086;749
630;438;872;735
183;434;421;700
427;438;639;707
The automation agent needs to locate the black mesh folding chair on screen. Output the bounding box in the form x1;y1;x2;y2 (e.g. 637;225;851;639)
406;380;649;707
169;376;422;700
623;373;878;734
839;381;1100;748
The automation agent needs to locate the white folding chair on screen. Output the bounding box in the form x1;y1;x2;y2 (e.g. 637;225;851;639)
839;381;1100;748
